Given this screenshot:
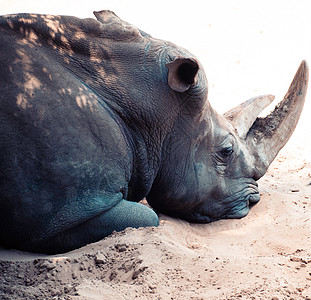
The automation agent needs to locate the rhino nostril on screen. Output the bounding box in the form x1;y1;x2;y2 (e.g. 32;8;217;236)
249;193;260;204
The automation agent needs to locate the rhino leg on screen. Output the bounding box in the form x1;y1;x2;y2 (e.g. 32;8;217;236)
33;200;159;254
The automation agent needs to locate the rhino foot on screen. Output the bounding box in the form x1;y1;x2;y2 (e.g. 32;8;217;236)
31;201;159;254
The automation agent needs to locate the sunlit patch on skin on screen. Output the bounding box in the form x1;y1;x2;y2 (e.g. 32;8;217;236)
16;93;29;109
59;88;72;95
24;73;42;92
44;15;64;37
16;73;42;109
76;94;88;108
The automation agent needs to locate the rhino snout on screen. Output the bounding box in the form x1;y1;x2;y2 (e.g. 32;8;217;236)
248;192;260;205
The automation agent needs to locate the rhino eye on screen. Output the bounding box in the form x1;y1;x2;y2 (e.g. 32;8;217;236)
219;147;233;158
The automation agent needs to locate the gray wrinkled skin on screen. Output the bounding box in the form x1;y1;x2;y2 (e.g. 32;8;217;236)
0;11;306;254
147;104;260;222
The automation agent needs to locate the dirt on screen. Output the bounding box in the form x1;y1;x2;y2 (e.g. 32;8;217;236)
0;145;311;299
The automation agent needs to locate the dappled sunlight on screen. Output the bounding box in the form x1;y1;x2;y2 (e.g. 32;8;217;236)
75;87;97;111
0;12;125;118
14;48;32;66
59;87;72;95
23;73;42;92
76;94;88;108
16;93;29;109
44;14;64;37
17;29;39;46
42;67;53;81
15;72;42;109
12;48;43;109
73;31;87;40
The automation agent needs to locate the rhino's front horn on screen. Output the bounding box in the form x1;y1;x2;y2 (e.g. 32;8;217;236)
247;60;309;179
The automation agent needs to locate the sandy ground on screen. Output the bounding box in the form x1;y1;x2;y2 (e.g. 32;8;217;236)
0;1;311;299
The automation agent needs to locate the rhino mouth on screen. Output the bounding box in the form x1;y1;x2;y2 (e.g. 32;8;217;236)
224;191;260;219
187;183;260;223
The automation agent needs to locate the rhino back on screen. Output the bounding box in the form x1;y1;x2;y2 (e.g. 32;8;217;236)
0;17;133;248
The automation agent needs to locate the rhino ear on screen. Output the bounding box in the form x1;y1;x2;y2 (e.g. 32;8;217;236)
93;10;143;40
93;10;122;24
166;58;199;92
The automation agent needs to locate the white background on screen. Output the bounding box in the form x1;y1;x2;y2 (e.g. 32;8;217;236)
1;0;310;151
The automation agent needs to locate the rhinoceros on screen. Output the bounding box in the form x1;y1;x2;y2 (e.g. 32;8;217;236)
0;10;308;254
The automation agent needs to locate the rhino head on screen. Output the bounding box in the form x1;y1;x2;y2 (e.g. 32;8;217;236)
146;57;308;222
66;10;307;224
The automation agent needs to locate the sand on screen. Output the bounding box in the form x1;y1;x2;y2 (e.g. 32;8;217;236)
1;146;311;299
0;1;311;299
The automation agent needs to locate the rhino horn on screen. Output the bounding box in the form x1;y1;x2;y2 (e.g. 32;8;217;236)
224;94;275;139
246;60;309;179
